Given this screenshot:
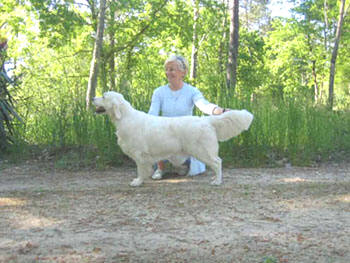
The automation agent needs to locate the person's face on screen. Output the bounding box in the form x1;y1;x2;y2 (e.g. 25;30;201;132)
165;61;185;83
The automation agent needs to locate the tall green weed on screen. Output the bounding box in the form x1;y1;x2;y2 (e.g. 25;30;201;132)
8;91;350;169
222;97;350;167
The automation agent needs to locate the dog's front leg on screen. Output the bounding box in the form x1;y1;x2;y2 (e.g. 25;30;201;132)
130;162;152;187
210;157;223;185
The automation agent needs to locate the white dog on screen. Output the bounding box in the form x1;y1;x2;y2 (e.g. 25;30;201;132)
93;91;253;187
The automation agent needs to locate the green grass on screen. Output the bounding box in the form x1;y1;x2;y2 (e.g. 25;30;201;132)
4;96;350;169
261;256;278;263
221;98;350;167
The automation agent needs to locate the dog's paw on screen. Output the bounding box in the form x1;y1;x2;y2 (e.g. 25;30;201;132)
210;179;223;186
130;178;143;187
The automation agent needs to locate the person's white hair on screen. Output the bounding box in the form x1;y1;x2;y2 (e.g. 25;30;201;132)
164;55;189;74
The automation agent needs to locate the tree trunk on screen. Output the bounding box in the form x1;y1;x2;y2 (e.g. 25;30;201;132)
312;60;319;102
190;0;199;81
226;0;239;93
243;0;249;30
307;32;319;103
323;0;329;51
109;9;116;91
86;0;106;109
328;0;346;110
218;0;229;75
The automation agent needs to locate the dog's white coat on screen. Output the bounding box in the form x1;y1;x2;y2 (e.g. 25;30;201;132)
93;91;253;187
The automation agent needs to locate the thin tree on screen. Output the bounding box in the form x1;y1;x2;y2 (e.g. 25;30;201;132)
243;0;250;30
109;7;116;91
226;0;239;92
323;0;329;50
218;0;229;75
86;0;107;109
190;0;199;81
0;36;22;151
328;0;349;109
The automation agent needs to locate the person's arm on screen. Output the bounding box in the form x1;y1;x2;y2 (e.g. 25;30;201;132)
148;90;161;116
193;88;225;115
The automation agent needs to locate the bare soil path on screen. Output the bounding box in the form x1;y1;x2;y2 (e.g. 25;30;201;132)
0;161;349;262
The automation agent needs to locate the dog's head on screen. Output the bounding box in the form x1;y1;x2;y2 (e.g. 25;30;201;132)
93;91;125;119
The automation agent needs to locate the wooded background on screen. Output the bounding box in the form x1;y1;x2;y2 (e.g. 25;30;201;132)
1;0;350;168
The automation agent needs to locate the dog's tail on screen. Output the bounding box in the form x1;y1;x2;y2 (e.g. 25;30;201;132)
209;110;254;142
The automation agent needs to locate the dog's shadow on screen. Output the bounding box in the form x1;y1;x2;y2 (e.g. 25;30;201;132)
156;170;210;184
161;172;186;180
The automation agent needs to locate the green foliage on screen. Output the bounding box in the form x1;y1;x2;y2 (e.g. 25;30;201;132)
0;35;22;153
236;30;266;98
263;19;313;98
28;0;87;47
261;256;278;263
220;96;350;167
0;70;20;152
1;0;350;167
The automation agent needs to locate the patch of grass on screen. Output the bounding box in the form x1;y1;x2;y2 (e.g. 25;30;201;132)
5;96;350;169
261;256;278;263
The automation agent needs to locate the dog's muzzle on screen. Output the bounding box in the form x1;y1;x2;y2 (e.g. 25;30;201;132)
95;106;106;114
92;97;106;114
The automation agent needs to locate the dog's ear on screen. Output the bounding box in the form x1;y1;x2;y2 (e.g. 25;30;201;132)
113;103;122;119
111;94;125;120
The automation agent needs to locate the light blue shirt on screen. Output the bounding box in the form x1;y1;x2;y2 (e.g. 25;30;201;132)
148;83;217;175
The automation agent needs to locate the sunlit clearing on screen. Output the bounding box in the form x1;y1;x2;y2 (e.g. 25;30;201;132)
335;194;350;203
162;178;191;184
0;198;26;207
18;215;60;229
281;177;307;183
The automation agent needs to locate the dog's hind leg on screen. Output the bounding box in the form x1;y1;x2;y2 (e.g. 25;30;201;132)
194;154;222;185
191;147;223;185
130;162;152;187
206;156;223;185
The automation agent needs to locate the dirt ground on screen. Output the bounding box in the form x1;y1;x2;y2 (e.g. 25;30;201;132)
0;160;349;263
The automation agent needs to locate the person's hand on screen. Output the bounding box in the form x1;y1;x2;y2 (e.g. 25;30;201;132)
212;107;228;115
